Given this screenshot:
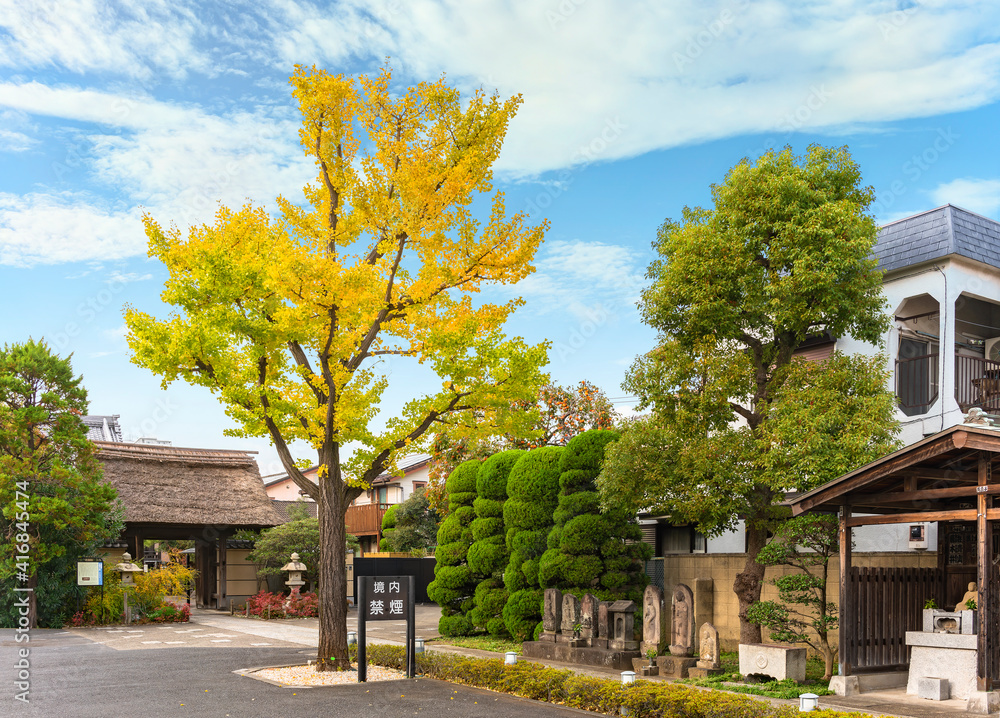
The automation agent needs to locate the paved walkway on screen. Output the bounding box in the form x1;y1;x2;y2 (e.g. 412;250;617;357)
62;606;988;718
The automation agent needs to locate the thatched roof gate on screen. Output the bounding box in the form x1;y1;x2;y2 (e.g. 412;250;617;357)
95;441;281;608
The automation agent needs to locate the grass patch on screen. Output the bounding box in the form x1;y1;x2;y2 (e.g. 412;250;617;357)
428;634;522;654
680;651;832;699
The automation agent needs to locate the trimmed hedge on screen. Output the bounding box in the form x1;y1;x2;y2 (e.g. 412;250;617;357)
539;429;650;603
363;645;852;718
427;459;480;636
502;446;563;640
467;449;524;637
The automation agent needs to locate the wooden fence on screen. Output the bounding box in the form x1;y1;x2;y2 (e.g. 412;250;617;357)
845;566;943;673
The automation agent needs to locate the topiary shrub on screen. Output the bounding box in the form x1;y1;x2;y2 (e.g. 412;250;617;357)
502;446;563;640
539;429;650;603
466;449;523;636
427;459;480;635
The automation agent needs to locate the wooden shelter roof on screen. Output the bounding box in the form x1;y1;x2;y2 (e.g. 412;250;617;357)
95;441;282;529
790;423;1000;524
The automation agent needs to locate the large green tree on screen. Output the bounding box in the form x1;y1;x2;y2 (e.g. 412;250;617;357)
0;340;121;627
597;146;900;645
125;65;548;670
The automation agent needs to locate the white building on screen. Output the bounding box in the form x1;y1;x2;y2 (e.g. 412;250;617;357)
646;205;1000;559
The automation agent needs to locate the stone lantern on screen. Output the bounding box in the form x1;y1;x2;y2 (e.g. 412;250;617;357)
281;552;307;598
115;552;143;624
115;552;143;586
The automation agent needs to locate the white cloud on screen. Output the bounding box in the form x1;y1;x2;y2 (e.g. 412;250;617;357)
0;83;314;264
0;0;210;79
0;128;35;152
0;193;145;266
512;239;646;321
264;0;1000;176
931;178;1000;219
106;271;153;284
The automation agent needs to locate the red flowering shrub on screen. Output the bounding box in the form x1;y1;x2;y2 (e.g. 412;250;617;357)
246;590;287;619
286;591;318;618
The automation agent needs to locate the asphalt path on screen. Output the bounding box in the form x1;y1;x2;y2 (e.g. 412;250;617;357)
1;628;587;718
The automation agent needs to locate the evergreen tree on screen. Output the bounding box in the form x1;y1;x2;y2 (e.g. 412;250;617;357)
467;449;523;636
540;429;650;602
0;340;122;627
427;459;479;635
502;446;562;640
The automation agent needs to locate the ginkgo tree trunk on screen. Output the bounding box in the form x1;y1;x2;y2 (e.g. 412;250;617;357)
125;65;549;671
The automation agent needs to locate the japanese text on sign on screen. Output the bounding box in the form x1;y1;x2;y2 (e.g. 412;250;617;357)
361;576;408;621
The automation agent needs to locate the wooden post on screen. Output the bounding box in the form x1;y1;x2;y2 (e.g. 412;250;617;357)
839;502;853;677
978;452;992;692
218;533;228;610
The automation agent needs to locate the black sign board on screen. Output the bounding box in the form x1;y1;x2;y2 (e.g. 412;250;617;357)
357;575;415;681
361;577;408;620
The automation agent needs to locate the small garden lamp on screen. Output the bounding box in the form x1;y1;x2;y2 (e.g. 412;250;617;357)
347;631;357;646
621;670;636;685
115;552;143;586
281;552;307;597
799;693;819;712
504;651;517;665
414;638;425;654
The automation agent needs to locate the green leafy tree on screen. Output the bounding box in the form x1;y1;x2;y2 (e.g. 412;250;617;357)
747;514;840;680
384;488;440;554
247;517;358;592
428;380;616;504
502;446;563;640
427;460;479;635
379;504;398;551
124;65;548;670
0;340;122;627
540;429;649;602
597;146;900;644
467;449;523;636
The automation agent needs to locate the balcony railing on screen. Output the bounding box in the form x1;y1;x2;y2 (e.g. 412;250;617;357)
344;502;391;537
956;355;1000;413
895;353;939;417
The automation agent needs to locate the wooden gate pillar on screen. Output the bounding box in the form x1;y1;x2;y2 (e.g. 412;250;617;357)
977;453;993;693
839;502;854;677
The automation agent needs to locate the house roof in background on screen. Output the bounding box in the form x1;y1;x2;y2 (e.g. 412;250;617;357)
82;414;123;442
271;499;319;523
95;441;281;528
263;454;432;489
874;204;1000;273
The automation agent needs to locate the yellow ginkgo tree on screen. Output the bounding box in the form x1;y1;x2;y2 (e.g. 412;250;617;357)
125;65;549;670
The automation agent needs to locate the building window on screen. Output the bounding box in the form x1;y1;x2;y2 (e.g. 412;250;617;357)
375;486;388;504
660;525;707;555
412;481;427;492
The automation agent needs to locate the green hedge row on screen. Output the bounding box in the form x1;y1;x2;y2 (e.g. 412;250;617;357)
363;645;861;718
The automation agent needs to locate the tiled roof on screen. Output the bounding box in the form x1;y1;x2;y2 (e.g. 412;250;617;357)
874;205;1000;273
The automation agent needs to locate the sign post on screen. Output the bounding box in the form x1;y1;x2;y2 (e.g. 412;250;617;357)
357;575;416;681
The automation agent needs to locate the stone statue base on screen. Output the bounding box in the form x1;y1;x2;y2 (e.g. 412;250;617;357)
687;666;723;679
539;631;557;643
657;655;699;678
521;641;639;670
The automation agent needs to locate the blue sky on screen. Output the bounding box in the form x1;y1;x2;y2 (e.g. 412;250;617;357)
2;0;999;475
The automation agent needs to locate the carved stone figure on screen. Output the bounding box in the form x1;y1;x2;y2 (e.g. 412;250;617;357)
669;583;695;657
